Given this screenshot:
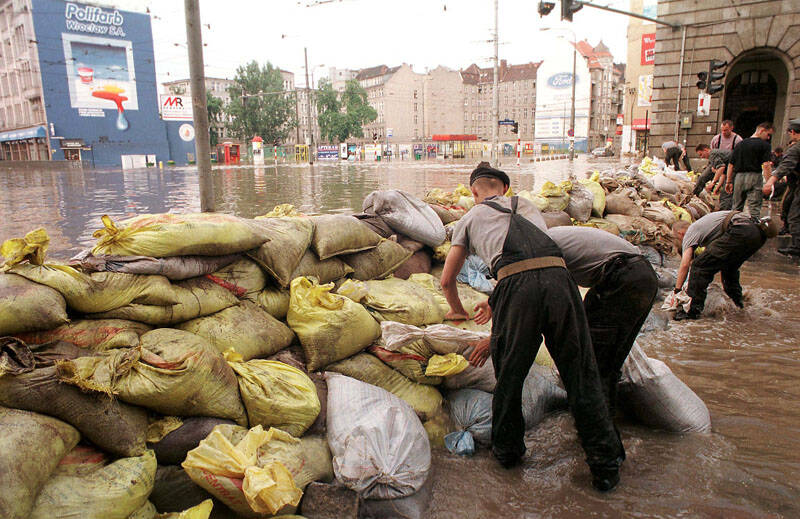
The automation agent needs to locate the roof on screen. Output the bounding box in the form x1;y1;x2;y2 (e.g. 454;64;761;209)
356;65;390;80
460;60;541;85
574;40;616;70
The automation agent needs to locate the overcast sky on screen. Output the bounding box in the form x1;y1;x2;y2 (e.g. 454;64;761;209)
109;0;633;87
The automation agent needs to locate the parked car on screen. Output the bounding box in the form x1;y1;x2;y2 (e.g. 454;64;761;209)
591;146;615;157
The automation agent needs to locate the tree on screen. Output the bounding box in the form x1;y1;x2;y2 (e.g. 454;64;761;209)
206;91;224;147
225;61;296;143
316;78;377;144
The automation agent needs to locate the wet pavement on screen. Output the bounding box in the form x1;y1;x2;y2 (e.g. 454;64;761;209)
1;157;798;518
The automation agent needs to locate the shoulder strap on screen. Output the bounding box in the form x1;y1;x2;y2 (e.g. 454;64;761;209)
721;210;741;232
711;135;719;149
510;196;518;214
481;198;511;213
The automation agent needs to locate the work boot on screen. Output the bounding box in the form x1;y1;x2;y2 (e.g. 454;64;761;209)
778;226;790;236
777;247;800;257
591;465;621;492
674;308;700;321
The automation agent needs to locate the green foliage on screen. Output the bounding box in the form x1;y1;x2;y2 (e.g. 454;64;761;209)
225;61;297;143
316;78;377;144
206;91;224;148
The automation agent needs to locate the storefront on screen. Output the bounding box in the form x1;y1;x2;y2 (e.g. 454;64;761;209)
0;126;49;161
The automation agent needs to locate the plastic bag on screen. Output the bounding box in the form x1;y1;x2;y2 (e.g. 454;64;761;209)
258;204;302;218
287;277;381;371
255;285;291;319
456;254;494;295
325;372;431;499
247;217;314;288
447;388;493;447
539;181;570;212
342;238;413;281
578;177;606;217
0;407;80;519
310;214;382;260
0;272;68;336
521;365;569;428
228;356;321;437
564;183;594;222
425;353;468;376
91;213;270;257
57;329;247;424
363;190;446;247
176;301;295;361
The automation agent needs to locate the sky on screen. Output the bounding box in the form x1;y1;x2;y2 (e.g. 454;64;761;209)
107;0;633;88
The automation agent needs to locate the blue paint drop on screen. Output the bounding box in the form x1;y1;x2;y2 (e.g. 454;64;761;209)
116;110;129;131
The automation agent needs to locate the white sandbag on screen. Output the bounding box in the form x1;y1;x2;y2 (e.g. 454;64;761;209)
325;372;430;500
521;365;568;428
363;190;446;247
618;343;711;433
653;174;679;195
564;184;594;223
447;388;492;447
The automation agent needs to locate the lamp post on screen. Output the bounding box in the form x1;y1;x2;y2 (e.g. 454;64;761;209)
541;27;577;161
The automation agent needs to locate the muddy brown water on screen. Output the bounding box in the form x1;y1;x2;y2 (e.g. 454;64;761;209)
1;158;798;518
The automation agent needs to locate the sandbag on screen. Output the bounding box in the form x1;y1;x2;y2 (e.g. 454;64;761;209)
447;389;493;448
57;329;247;424
210;257;268;299
541;211;573;228
247;217;314;288
538;181;570;212
575;216;620;235
428;203;464;225
254;285;291;319
653;174;679;195
618;343;711;433
183;424;333;517
456;254;494;295
128;501;158;519
149;417;237;466
342;238;413;280
392;249;432;280
289;249;353;284
407;273;489;321
0;338;149;456
89;276;238;326
327;353;444;422
325;372;431;499
605;191;643;217
517;190;549;211
368;341;442;386
14;319;151;351
665;200;693;223
9;263;176;313
92;213;271;257
287;277;381;371
30;448;157;519
0;407;80;519
150;465;216;514
229;358;321;437
578;178;606;216
395;233;426;253
642;201;677;226
606;214;675;255
564;184;594;222
354;277;446;326
157;499;215;519
363;190;446;247
176;301;295;361
522;365;569;428
0;272;68;335
310;214;382;260
70;251;240;280
358;478;433;519
351;212;394;238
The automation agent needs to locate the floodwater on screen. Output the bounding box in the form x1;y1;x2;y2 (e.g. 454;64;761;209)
1;157;799;518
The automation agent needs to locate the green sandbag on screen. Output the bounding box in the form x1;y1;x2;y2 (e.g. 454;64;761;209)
0;272;68;336
0;407;80;519
359;277;446;326
177;301;295;361
310;214;382;260
248;217;314;288
342;239;413;281
88;277;238;326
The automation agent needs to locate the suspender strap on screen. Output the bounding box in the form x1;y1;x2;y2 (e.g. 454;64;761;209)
721;210;741;232
496;256;566;281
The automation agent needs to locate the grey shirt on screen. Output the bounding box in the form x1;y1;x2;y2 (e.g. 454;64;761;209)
452;195;547;271
547;226;640;287
682;210;751;251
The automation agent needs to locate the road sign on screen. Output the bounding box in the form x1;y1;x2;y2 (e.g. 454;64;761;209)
498;119;515;126
697;93;711;116
567;128;574;137
386;128;393;138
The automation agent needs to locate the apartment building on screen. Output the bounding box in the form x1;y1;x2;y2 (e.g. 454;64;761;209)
357;63;424;143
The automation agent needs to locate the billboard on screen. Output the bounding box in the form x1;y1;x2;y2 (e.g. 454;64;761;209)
317;145;338;159
160;95;194;121
638;75;653;107
641;33;656;66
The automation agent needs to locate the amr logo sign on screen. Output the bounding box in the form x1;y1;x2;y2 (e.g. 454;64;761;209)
160;95;193;121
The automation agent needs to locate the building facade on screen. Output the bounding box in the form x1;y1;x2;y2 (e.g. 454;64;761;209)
357;63;424;144
576;40;626;151
622;0;656;155
648;0;800;157
327;66;357;92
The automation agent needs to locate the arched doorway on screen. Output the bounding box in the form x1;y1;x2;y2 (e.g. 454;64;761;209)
722;49;791;145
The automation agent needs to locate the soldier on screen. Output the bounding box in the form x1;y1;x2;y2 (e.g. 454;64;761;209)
763;118;800;257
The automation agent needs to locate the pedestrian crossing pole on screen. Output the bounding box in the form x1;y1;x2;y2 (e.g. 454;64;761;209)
516;137;521;166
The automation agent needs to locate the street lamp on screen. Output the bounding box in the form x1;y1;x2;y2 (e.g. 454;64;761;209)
541;27;577;161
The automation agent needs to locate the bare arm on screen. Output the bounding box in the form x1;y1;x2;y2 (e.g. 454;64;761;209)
762;161;772;181
441;244;469;319
709;165;726;192
725;163;735;194
675;247;694;291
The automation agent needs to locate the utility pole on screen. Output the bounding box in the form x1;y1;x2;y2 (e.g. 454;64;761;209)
184;0;213;211
304;47;314;165
492;0;499;167
569;38;576;161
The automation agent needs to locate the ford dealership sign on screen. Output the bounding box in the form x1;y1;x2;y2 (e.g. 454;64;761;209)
547;72;575;89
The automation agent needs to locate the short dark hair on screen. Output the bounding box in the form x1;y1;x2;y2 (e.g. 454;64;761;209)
774;147;783;154
696;144;710;152
721;120;734;127
757;122;774;131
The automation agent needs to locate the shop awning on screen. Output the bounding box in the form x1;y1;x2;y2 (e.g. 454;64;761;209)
0;125;47;142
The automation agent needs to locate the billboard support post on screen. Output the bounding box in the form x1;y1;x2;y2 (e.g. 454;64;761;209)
184;0;214;212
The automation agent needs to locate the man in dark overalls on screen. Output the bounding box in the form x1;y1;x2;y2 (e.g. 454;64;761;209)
441;163;624;492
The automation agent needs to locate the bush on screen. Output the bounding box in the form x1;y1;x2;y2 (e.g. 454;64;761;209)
167;160;175;166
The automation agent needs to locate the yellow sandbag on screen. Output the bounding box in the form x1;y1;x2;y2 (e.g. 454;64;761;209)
432;241;451;262
157;499;213;519
287;277;381;371
183;425;332;517
539;181;570;212
358;277;446;326
258;204;302;218
0;227;50;268
407;273;489;319
228;357;320;437
424;188;458;206
211;257;267;300
14;319;151;351
0;273;68;336
335;278;369;302
290;249;354;284
517;190;549;211
574;217;620;236
247;217;314;288
89;276;238;325
578;178;606;217
255;285;291;319
425;353;468;376
310;214;382;260
368;340;442;385
456;195;475;210
92;213;270;257
327;353;444;421
30;449;156;519
665;200;693;222
177;301;295;361
454;183;472;197
57;329;247;424
342;239;412;280
128;501;157;519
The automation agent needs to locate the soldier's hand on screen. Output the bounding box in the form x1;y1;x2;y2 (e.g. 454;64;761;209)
444;310;469;322
468;337;491;367
473;300;492;325
725;183;734;194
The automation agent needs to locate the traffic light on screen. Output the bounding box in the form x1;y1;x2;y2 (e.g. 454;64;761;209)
707;59;727;95
561;0;583;21
511;122;519;134
538;1;555;17
696;71;708;91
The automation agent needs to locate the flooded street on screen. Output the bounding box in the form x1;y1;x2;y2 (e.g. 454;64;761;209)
1;158;798;518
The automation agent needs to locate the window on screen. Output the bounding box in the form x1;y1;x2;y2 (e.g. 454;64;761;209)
413;90;418;99
414;103;418;112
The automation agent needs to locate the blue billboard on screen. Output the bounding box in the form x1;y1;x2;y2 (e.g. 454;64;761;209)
31;0;170;167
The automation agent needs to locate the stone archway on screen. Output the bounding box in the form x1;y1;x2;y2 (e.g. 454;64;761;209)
721;48;791;145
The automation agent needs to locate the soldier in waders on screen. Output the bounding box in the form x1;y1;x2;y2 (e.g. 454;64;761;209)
440;163;624;492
